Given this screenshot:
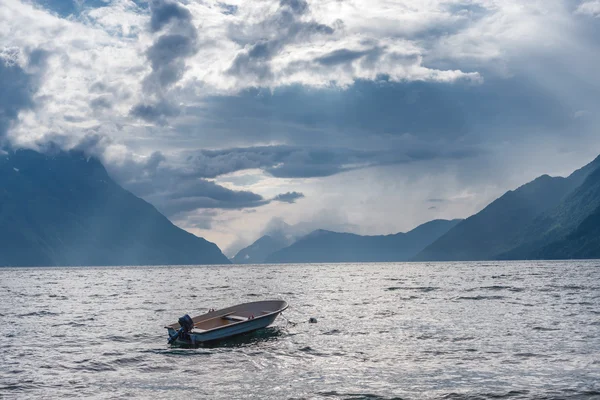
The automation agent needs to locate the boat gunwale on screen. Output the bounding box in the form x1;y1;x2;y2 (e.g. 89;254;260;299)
190;306;286;335
165;300;288;334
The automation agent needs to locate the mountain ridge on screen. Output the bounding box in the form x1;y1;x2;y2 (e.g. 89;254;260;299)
415;154;600;261
231;234;290;264
265;219;462;264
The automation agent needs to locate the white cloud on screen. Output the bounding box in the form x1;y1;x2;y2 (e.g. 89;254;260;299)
2;0;581;149
576;1;600;17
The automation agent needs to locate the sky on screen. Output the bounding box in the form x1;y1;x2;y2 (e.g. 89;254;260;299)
1;0;599;256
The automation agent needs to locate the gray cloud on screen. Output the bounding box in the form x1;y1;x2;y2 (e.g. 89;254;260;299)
28;48;50;68
188;73;585;153
183;144;479;179
89;81;108;93
106;159;271;216
149;0;192;32
218;2;238;15
315;48;382;66
273;191;305;203
226;0;334;82
130;101;179;122
145;33;197;89
89;96;112;110
280;0;308;15
131;0;199;120
152;179;270;216
576;1;600;17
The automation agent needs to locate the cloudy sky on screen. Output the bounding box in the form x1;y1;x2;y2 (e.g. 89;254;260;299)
1;0;599;255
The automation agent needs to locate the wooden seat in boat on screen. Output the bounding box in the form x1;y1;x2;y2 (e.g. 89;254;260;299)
222;315;247;322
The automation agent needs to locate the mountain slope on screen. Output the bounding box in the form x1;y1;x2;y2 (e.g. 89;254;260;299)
264;219;461;264
414;175;576;261
0;149;230;266
231;235;290;264
533;204;600;259
500;161;600;259
415;155;600;261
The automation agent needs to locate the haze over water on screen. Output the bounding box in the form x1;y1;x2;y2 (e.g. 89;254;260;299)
1;261;599;399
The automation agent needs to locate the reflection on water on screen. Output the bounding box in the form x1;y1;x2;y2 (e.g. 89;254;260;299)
1;261;600;399
172;326;286;349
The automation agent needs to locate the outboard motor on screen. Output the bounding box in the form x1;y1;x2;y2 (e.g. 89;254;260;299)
168;314;194;344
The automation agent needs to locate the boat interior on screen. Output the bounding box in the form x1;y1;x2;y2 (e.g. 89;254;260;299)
191;310;272;332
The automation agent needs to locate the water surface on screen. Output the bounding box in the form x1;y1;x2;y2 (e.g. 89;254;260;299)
1;261;599;399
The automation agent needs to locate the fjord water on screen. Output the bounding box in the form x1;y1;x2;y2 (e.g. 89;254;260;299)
1;262;599;399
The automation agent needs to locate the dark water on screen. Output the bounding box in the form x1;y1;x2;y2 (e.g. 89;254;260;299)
1;261;599;399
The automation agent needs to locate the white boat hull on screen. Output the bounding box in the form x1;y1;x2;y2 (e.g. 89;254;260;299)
166;300;287;345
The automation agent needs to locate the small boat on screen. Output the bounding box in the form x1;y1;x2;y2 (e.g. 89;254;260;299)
166;300;288;345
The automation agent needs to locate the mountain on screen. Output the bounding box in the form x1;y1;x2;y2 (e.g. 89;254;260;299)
416;155;600;261
0;149;230;266
264;219;461;264
231;234;290;264
532;204;600;259
500;159;600;259
414;175;574;261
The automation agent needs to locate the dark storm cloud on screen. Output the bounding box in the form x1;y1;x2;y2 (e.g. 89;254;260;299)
195;81;469;143
315;48;381;66
149;0;192;32
182;144;479;180
131;0;198;119
194;75;577;149
273;191;305;203
227;41;277;81
226;0;334;81
147;33;197;69
130;101;180;122
0;51;41;140
155;179;270;216
144;32;198;91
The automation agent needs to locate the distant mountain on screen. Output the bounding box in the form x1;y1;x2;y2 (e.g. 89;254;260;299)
264;219;461;264
0;149;230;266
231;234;290;264
416;155;600;261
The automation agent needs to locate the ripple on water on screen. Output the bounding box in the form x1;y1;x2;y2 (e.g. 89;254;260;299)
454;295;506;301
17;311;60;317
